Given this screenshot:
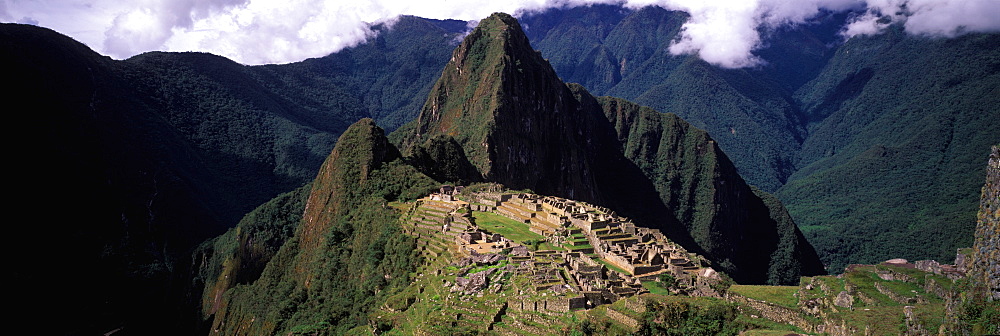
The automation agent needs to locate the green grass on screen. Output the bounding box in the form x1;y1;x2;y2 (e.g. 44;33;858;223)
388;201;413;212
642;281;671;295
563;242;593;250
729;285;799;309
593;258;630;275
473;211;545;244
538;241;565;251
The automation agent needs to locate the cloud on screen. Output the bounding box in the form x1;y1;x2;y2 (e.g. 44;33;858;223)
626;0;865;68
842;0;1000;38
1;0;997;66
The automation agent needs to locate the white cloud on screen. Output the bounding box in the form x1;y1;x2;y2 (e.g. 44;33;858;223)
1;0;996;66
842;0;1000;38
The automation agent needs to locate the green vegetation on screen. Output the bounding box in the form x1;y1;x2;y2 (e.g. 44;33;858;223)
472;211;545;244
391;10;825;285
3;17;465;334
659;274;678;290
729;285;799;309
197;183;312;315
204;119;439;335
777;29;1000;272
641;280;672;296
636;300;749;336
11;6;1000;335
523;5;812;192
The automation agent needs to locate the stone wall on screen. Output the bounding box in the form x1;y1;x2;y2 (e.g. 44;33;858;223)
923;276;949;298
814;319;860;336
604;308;640;331
873;281;920;304
877;267;916;283
509;296;586;313
726;293;814;332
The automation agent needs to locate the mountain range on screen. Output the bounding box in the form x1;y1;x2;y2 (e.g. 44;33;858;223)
2;3;997;335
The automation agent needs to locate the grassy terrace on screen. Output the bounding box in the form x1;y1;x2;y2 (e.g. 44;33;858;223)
472;211;565;251
473;211;543;242
388;201;413;212
642;281;671;295
563;243;593;250
593;258;630;275
729;285;799;309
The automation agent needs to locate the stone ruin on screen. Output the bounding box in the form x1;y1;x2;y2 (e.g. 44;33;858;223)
409;185;724;314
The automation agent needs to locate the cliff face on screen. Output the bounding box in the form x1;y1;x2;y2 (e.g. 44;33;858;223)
969;145;999;299
395;13;824;284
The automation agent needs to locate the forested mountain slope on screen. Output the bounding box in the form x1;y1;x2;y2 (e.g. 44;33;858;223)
518;5;999;272
778;28;1000;271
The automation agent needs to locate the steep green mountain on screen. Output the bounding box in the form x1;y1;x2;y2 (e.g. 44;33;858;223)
4;22;232;335
778;29;1000;271
1;17;461;334
393;13;823;285
199;119;437;335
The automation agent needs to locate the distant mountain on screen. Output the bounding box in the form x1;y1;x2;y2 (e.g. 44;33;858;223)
517;5;999;272
779;28;1000;271
519;5;847;192
392;13;823;285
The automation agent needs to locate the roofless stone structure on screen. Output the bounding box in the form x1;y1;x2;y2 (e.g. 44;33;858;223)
402;184;725;312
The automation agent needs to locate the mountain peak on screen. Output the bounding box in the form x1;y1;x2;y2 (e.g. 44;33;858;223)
445;11;548;87
401;12;581;190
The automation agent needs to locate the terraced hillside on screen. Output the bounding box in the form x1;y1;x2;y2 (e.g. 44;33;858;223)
373;185;746;335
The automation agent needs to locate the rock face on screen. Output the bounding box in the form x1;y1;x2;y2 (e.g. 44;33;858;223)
394;12;824;284
834;291;854;308
969;145;1000;300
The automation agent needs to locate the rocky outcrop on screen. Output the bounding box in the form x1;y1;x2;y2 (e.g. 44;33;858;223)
902;306;932;335
834;291;854;309
968;145;999;300
453;268;496;295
